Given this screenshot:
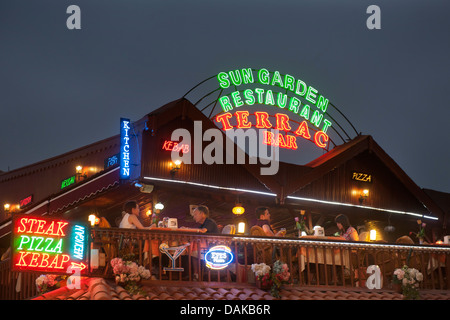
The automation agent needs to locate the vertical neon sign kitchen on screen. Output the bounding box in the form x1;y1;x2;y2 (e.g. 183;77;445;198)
120;118;131;179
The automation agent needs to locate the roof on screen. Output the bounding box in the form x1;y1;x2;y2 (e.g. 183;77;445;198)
33;277;450;301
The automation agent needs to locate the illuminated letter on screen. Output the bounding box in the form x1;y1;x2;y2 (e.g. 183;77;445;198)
56;221;69;237
295;80;307;96
314;131;329;148
284;74;295;92
235;111;252;129
275;113;291;132
217;72;230;89
45;238;54;252
49;255;60;269
322;119;332;133
241;68;254;84
58;255;70;269
316;95;329;112
254;112;272;129
276;134;287;148
219;96;233;112
270;71;283;88
35;219;46;234
17;235;30;250
243;89;255;105
258;69;270;85
265;90;275;106
285;135;298;150
29;252;40;267
306;86;318;104
288;97;301;114
45;221;55;235
228;70;242;86
16;252;30;267
39;253;50;268
33;237;45;252
276;93;287;109
215;113;233;131
53;239;64;253
17;218;27;233
254;88;265;104
27;219;38;233
263;131;274;146
300;105;310;120
311;110;323;128
231;91;244;108
294;121;311;139
366;5;381;30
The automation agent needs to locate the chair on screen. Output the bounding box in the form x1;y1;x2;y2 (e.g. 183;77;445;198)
250;226;273;265
222;224;236;235
359;231;369;242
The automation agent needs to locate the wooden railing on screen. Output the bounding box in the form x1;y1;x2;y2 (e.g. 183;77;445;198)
90;228;450;290
1;227;449;299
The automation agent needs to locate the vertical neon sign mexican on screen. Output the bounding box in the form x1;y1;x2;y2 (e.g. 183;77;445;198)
120;118;131;180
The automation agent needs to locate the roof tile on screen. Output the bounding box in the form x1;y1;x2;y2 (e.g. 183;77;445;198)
31;277;450;301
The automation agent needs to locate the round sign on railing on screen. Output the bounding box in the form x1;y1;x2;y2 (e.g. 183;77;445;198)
204;245;234;270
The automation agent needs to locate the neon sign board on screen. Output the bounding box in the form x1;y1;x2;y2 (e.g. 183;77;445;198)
215;67;332;150
19;195;33;209
120;118;131;179
204;245;234;270
61;175;76;189
352;172;373;183
161;140;190;153
11;214;89;275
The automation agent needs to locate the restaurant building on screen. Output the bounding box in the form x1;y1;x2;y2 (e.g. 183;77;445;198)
1;68;449;300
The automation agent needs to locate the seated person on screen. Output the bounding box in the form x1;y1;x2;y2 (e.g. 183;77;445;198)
191;205;219;234
254;206;285;237
119;200;154;229
334;214;359;241
187;205;218;280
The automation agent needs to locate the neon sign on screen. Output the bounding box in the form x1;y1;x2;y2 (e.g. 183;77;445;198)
104;153;119;169
120;118;131;179
204;245;234;270
11;215;89;275
162;140;190;153
352;172;373;183
216;111;328;149
19;195;33;209
214;68;332;150
61;175;76;189
216;68;332;133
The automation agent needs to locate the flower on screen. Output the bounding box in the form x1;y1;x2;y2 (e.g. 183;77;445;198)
295;216;312;235
35;274;67;294
110;257;151;295
251;260;290;298
393;265;423;300
410;220;427;242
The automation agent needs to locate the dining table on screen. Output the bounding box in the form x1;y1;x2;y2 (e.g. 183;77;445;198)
296;235;351;272
145;226;205;258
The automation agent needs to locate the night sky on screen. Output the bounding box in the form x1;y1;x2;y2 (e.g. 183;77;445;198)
1;1;449;193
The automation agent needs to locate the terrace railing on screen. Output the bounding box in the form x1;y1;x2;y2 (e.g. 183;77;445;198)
1;227;449;299
89;228;450;290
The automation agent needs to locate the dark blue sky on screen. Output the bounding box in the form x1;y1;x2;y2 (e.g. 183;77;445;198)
1;1;449;193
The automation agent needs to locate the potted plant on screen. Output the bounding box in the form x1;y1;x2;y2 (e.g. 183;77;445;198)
392;265;423;300
251;260;290;298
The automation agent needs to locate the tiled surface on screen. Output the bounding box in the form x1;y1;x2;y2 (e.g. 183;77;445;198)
33;277;450;300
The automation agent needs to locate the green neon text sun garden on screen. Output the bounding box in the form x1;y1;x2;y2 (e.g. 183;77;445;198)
216;67;332;134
